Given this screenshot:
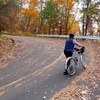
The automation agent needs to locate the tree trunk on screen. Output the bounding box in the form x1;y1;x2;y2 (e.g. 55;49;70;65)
59;26;62;35
82;17;85;36
85;15;90;36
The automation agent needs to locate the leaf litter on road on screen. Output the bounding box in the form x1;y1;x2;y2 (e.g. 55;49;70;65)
50;40;100;100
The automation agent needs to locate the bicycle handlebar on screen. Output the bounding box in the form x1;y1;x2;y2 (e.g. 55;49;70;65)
74;47;85;54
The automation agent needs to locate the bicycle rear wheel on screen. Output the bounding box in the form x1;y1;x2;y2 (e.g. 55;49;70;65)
80;54;86;69
65;57;77;76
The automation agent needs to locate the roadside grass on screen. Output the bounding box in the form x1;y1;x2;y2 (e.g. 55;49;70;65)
1;30;37;37
0;36;12;55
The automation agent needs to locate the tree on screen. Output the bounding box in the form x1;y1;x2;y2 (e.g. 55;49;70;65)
35;0;45;34
53;0;80;35
41;0;60;34
40;0;78;35
80;0;100;36
0;0;20;35
19;0;39;33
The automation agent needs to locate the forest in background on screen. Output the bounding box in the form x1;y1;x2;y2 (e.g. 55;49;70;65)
0;0;100;37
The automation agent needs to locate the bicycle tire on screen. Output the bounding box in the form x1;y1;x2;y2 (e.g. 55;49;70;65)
65;57;77;76
80;54;86;69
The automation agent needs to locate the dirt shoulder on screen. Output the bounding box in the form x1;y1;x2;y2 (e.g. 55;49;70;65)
50;40;100;100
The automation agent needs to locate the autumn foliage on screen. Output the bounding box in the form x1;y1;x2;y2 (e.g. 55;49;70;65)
0;0;100;36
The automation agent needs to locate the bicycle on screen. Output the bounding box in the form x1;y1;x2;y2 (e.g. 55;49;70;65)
64;47;86;76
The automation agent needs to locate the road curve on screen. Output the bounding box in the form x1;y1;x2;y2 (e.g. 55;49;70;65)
0;36;88;100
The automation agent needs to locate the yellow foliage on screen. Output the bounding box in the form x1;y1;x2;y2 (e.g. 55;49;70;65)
2;0;8;5
67;0;73;9
13;31;34;37
21;8;39;18
98;27;100;32
29;22;34;26
68;21;80;34
29;0;38;6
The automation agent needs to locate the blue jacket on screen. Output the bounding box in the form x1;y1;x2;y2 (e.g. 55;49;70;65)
64;38;74;51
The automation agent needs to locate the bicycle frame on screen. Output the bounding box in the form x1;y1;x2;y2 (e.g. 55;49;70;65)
72;51;82;66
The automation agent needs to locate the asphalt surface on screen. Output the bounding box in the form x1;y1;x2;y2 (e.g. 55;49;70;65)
0;36;87;100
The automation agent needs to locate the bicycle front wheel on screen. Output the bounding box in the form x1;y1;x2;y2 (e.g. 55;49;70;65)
65;57;77;76
80;54;86;69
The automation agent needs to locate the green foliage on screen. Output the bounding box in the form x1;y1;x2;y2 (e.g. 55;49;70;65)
0;36;8;43
86;0;91;3
81;0;100;16
1;30;12;35
0;0;100;36
80;0;100;36
0;0;20;15
41;0;59;22
0;0;20;33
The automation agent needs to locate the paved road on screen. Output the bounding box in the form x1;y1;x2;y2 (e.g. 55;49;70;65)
0;36;87;100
